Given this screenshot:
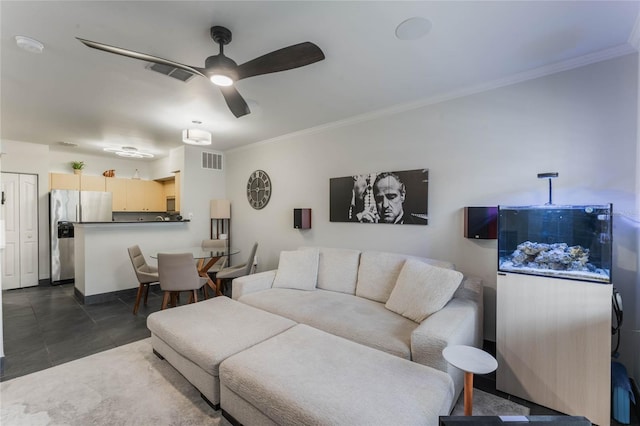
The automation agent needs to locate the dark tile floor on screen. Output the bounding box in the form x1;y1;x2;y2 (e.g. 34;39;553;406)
1;282;166;382
1;284;638;425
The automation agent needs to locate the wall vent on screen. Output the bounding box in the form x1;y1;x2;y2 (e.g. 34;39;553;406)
202;151;223;171
146;62;194;82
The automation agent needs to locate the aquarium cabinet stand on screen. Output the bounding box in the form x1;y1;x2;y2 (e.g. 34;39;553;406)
496;273;611;426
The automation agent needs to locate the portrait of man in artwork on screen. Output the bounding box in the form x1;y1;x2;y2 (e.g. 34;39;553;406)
374;172;406;224
329;169;428;225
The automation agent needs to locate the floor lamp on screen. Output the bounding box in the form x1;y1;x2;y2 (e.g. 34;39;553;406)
210;200;231;259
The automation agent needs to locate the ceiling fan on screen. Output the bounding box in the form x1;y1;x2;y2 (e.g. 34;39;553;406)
76;26;325;118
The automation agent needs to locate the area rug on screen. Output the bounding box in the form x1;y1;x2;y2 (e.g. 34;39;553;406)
1;339;528;425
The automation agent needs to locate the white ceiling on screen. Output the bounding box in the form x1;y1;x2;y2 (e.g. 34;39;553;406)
1;1;639;160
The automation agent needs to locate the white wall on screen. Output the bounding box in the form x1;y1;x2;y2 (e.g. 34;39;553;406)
180;145;226;239
226;54;638;345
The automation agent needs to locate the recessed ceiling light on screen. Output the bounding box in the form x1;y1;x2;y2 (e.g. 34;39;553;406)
395;17;432;40
15;35;44;53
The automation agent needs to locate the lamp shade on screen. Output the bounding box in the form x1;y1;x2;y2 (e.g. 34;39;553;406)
210;199;231;219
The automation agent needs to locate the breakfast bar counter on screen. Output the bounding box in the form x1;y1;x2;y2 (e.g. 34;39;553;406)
80;220;191;224
73;221;194;304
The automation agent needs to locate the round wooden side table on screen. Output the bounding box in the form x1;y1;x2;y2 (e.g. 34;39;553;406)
443;345;498;416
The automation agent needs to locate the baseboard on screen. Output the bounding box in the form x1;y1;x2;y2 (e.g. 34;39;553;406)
73;286;147;305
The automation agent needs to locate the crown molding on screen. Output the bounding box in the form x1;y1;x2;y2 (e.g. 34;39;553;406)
229;44;636;154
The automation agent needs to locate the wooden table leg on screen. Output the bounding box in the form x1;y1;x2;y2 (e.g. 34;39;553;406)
198;256;221;296
464;371;473;416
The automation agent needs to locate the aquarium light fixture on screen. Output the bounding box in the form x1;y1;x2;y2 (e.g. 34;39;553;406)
537;172;559;205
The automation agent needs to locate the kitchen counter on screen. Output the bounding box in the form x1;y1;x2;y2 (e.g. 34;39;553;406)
78;220;191;224
73;220;195;304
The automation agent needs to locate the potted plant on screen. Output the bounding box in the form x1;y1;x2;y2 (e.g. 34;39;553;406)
71;161;85;175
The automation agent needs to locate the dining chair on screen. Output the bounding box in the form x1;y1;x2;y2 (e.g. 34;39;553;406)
158;252;208;310
127;245;159;315
216;242;258;297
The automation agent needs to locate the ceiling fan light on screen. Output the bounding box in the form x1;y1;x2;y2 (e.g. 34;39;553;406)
182;129;212;145
209;74;234;87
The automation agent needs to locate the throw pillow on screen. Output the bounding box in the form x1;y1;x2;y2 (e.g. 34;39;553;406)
272;249;319;291
385;259;463;323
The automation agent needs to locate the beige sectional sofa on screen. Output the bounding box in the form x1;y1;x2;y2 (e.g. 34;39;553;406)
233;246;483;404
148;246;483;424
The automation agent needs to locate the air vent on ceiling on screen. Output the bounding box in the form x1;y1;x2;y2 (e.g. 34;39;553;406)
146;62;194;82
202;151;223;171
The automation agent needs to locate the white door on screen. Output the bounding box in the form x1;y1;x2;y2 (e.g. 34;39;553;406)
1;173;39;289
2;173;19;289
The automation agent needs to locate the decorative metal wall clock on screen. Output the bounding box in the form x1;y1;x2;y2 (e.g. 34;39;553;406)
247;170;272;209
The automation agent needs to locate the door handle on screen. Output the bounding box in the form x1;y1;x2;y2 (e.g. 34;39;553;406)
1;191;5;205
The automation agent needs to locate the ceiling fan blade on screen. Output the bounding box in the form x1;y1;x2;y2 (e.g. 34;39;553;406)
219;86;251;118
76;37;207;78
236;42;325;81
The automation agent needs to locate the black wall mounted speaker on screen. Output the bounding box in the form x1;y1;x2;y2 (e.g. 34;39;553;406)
294;208;312;229
464;207;498;239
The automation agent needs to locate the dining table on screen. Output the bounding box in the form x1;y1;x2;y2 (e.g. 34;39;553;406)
151;246;240;297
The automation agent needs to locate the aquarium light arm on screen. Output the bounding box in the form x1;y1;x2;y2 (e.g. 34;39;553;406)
537;172;559;205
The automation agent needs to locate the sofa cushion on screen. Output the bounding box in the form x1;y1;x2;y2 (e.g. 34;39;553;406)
239;288;417;359
273;249;319;291
147;297;296;376
355;251;408;303
356;251;457;303
386;259;463;323
300;246;361;294
219;324;454;426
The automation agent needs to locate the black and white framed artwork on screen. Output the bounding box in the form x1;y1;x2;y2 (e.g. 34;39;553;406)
330;169;429;225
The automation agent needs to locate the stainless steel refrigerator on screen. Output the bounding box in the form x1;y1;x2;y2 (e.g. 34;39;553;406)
50;189;112;284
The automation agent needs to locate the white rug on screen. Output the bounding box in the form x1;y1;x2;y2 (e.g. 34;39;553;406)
1;339;528;425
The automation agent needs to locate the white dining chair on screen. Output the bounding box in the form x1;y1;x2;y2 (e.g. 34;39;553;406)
158;253;208;310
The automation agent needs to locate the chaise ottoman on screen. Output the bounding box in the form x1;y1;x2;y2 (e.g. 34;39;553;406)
147;296;296;409
219;324;455;426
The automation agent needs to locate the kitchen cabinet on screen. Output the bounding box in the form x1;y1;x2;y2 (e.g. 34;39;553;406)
163;180;175;197
80;175;106;191
125;180;146;211
49;173;105;191
105;177;127;211
108;178;164;212
50;173;165;212
144;180;165;211
49;173;80;190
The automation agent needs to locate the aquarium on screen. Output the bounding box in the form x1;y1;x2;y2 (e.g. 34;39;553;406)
498;204;612;283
